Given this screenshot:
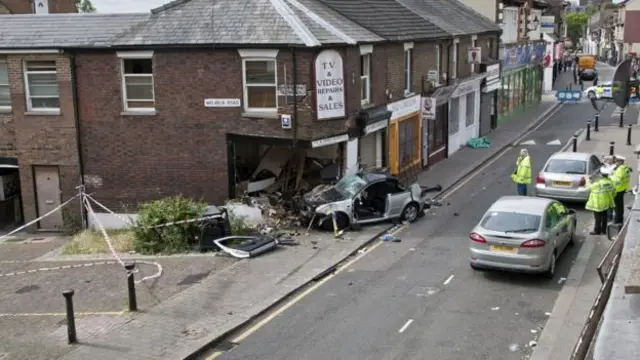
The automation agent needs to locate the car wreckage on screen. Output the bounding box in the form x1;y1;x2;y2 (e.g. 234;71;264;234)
295;169;442;231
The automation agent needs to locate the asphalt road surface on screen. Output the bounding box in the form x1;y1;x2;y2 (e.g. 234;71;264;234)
210;64;622;360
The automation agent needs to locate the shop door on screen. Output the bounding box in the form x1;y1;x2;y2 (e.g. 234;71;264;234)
479;92;492;136
447;97;461;157
34;166;63;230
359;133;377;168
428;103;448;165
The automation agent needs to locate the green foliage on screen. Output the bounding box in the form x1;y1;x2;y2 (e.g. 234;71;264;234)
227;210;257;235
75;0;96;13
57;207;84;235
566;12;589;46
132;196;207;254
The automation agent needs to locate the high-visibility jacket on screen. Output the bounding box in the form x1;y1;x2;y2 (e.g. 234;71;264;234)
610;164;632;192
511;155;532;185
585;178;615;212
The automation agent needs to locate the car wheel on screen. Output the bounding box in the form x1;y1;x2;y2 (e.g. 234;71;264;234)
588;91;596;99
320;212;349;232
401;203;420;222
470;263;483;271
544;251;557;279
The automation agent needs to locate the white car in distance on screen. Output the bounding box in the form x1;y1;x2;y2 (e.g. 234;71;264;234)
584;82;612;99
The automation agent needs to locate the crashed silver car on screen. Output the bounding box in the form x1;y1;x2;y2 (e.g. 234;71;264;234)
297;170;441;231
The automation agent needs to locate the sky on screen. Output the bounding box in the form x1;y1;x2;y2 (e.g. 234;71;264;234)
91;0;172;13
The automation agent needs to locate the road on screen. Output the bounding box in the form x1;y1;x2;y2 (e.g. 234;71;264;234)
205;64;630;360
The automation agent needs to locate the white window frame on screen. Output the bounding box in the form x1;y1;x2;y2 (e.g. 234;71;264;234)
23;60;59;112
0;60;9;111
404;42;414;96
453;38;459;79
360;45;373;105
238;49;279;114
471;36;478;73
117;51;155;114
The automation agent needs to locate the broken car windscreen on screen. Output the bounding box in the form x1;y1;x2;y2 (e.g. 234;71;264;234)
334;174;368;198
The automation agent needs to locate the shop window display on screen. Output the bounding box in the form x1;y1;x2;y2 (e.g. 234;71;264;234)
398;117;420;170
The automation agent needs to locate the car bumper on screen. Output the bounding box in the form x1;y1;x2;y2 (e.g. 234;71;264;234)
535;185;589;202
469;248;549;273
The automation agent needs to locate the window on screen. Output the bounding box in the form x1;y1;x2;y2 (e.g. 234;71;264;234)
589;156;602;172
471;38;478;73
481;211;541;233
0;60;9;109
360;45;372;105
239;49;278;113
545;207;560;229
404;43;413;95
465;92;475;127
435;45;441;85
544;159;587;174
398;118;419;168
24;61;59;111
119;52;155;112
449;97;460;135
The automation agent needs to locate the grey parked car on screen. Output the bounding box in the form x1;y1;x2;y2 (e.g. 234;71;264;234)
296;170;441;231
469;196;576;278
535;152;603;202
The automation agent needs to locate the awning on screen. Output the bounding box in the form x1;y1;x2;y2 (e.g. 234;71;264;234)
357;105;392;135
0;157;18;168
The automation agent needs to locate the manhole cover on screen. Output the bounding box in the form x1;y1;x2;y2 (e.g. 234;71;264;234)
177;272;210;286
15;285;40;294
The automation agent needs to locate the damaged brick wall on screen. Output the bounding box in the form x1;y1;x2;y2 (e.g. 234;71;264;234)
0;54;81;228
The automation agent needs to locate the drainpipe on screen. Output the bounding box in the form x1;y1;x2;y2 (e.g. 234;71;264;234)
446;41;453;86
69;53;87;228
291;47;298;148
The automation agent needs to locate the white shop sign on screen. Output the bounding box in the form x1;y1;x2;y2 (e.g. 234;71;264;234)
387;94;421;121
315;50;346;120
484;80;501;93
364;121;387;134
486;64;500;82
204;98;241;107
311;134;349;148
451;78;481;98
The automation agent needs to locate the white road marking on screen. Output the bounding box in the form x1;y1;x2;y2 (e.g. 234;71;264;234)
520;139;536;145
398;319;414;333
547;139;561;145
443;274;454;285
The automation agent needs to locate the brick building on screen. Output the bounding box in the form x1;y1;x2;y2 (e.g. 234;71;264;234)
0;0;499;229
0;0;77;14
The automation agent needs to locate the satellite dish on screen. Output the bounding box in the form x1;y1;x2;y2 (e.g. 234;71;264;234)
612;59;631;109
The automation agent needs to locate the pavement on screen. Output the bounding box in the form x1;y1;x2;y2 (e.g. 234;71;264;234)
530;126;638;360
201;66;618;360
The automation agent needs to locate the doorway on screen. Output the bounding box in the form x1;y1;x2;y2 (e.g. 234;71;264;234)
34;166;63;230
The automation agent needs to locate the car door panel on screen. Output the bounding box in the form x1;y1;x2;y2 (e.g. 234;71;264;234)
385;193;407;218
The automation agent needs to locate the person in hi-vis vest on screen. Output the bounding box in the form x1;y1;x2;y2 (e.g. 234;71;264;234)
511;149;532;196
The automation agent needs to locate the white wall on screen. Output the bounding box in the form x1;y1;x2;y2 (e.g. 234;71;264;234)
502;7;519;44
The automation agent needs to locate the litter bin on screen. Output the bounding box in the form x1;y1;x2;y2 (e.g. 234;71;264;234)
198;205;232;251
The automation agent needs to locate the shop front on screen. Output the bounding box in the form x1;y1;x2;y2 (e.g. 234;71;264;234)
498;43;545;124
355;105;392;170
479;62;501;136
387;95;421;176
423;84;456;167
447;75;483;157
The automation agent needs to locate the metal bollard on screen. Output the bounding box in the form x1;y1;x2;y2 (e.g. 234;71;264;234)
620;111;624;127
572;135;578;152
124;263;138;312
62;289;77;344
628;124;633;146
609;141;615;155
586;121;591;141
594;113;599;131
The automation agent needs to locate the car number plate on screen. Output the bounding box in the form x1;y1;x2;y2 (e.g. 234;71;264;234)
552;180;572;187
490;245;517;253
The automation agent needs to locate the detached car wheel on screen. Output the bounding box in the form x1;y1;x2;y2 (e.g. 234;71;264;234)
320;212;350;232
401;203;420;222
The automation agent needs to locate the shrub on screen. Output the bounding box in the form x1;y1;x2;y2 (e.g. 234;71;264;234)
132;196;207;254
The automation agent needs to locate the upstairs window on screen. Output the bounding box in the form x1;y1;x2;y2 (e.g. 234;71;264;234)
24;61;59;111
360;45;372;105
404;42;413;95
239;49;278;113
0;60;9;110
119;51;155;112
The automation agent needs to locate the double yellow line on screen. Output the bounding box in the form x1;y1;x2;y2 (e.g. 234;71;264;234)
204;224;407;360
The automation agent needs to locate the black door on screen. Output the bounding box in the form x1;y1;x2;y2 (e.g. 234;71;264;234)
479;92;492;136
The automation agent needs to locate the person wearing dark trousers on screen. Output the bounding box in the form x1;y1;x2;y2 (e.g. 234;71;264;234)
586;166;615;235
610;156;633;224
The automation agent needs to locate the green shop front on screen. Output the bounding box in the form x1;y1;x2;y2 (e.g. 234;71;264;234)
498;43;546;124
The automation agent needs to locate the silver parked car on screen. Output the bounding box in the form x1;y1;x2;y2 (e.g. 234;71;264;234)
535;152;603;202
296;170;441;231
469;196;576;278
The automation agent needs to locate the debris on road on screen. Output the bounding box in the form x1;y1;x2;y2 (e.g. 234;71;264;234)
528;340;538;348
530;329;537;334
508;343;520;352
558;277;567;284
466;136;491;149
380;234;401;242
491;306;500;311
545;312;552;316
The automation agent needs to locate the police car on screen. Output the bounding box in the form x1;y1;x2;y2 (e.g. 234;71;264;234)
584;82;612;99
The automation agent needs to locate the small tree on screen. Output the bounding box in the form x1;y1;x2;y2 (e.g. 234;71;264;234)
566;12;588;46
75;0;96;13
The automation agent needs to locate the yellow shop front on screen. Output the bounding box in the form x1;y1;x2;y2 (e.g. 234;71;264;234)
387;94;422;177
